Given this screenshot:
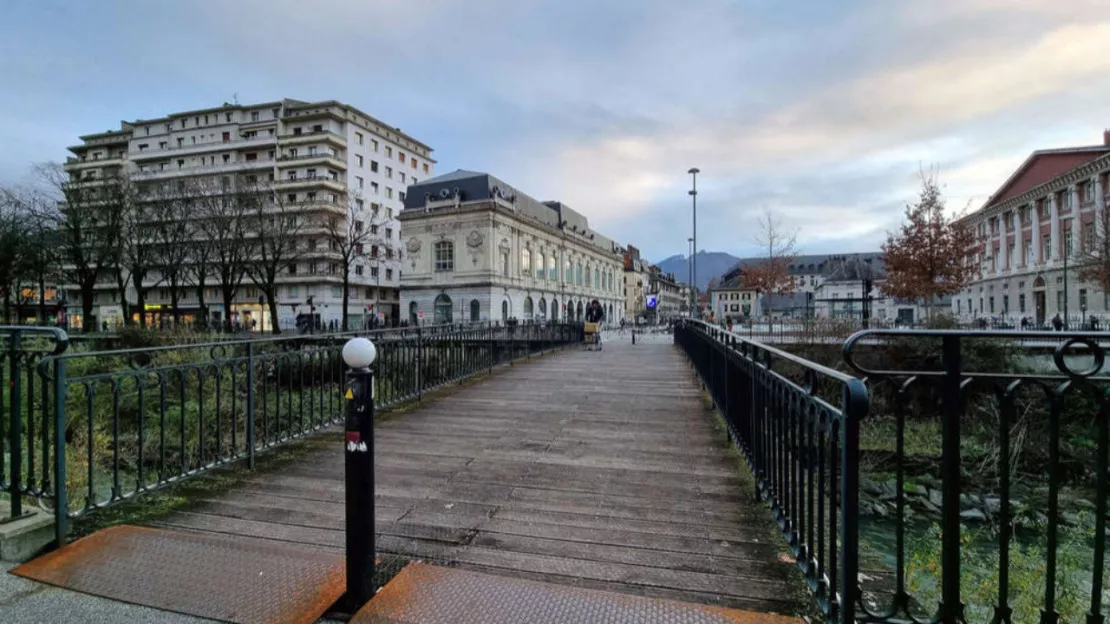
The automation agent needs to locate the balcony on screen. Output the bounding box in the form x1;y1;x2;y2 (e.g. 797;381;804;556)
279;130;346;146
131;135;277;161
278;174;347;192
133;159;276;179
277;152;346;168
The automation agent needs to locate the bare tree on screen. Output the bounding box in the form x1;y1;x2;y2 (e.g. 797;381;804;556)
1076;208;1110;293
195;177;254;332
36;163;123;332
323;194;396;331
243;180;305;334
745;207;799;318
145;181;195;327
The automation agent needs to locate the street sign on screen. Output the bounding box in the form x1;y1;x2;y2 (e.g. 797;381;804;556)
645;295;658;309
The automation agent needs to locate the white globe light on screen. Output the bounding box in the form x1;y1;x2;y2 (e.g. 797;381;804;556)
342;337;377;369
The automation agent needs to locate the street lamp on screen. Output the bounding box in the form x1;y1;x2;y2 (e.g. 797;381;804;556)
688;168;700;319
687;237;694;316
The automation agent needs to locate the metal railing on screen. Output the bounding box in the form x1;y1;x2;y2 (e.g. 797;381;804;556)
1;321;581;546
675;319;868;622
676;319;1110;623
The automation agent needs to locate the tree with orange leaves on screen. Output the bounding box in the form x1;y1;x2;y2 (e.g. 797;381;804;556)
881;172;978;319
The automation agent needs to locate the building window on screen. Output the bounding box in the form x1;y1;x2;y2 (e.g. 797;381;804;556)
411;157;417;169
1002;295;1009;313
424;163;430;174
386;268;393;280
434;294;453;324
1080;288;1089;309
501;250;509;276
585;266;591;287
1019;293;1026;313
399;151;406;162
548;255;556;280
435;241;454;272
536;251;545;279
470;299;480;322
575;262;582;286
356;176;364;189
371;161;378;172
385;146;392;157
356;155;363;167
521;248;531;274
594;268;600;289
501;300;509;322
565;259;572;282
386;187;393;199
386;166;393;179
371;182;379;194
539;298;547;319
523;296;534;320
371;139;379;152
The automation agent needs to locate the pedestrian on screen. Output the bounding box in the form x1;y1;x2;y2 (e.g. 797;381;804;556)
1052;313;1064;331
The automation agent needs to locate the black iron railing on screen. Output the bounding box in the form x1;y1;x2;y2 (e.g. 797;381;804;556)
1;321;581;545
676;319;1110;623
675;319;868;622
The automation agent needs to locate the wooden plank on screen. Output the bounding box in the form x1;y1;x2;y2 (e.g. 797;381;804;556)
147;342;804;616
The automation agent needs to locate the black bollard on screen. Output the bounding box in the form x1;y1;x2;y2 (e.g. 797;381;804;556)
340;338;377;615
631;329;635;345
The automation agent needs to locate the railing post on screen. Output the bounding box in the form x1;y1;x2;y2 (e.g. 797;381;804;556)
53;357;68;546
838;377;867;624
340;337;376;614
416;327;424;401
939;335;964;623
8;330;23;519
245;341;256;470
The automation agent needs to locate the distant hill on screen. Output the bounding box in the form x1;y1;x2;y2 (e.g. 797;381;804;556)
654;251;741;291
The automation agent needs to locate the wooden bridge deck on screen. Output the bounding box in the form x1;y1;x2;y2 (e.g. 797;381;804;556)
151;337;804;617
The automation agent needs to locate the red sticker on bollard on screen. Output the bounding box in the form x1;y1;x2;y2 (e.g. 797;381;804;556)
346;431;361;443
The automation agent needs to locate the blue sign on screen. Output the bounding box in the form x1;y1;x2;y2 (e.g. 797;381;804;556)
645;295;658;309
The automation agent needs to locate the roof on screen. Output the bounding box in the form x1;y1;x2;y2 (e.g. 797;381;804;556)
402;169;621;256
984;146;1110;207
719;252;884;285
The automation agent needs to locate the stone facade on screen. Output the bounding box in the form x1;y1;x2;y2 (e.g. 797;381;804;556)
400;171;624;325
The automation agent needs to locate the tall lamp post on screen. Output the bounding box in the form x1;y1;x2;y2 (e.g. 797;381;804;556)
688;168;700;319
687;237;694;316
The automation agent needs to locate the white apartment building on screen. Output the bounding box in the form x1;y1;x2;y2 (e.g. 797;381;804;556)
399;170;625;325
63;98;434;330
955;132;1110;326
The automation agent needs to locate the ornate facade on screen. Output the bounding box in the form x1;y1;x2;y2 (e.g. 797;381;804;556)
399;170;625;325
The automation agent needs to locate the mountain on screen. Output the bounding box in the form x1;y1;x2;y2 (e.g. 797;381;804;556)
654;251;741;291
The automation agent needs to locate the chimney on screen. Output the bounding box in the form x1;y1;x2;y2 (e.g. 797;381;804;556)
1104;129;1110;146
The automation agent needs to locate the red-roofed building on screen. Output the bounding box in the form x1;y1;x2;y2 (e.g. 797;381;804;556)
955;130;1110;326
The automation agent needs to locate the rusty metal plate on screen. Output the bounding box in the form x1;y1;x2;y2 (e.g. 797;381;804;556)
11;524;344;624
352;562;801;624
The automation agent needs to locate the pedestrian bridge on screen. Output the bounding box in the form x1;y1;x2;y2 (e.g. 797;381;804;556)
5;322;1108;623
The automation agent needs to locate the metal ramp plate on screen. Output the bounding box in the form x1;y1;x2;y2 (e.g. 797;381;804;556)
352;562;801;624
10;524;344;624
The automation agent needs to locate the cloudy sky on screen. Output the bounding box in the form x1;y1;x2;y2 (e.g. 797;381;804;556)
2;0;1109;262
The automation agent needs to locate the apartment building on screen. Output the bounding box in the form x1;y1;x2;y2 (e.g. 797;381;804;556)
62;98;434;330
647;266;685;321
399;170;625;324
954;131;1110;325
622;245;650;321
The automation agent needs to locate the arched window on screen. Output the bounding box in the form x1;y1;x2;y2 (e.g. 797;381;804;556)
539;297;547;318
551;298;559;320
608;303;613;320
501;299;509;321
523;296;534;319
409;301;418;325
434;294;453;324
585;265;592;287
594;268;600;289
575;262;582;286
548;254;556;280
536;251;545;279
521;248;531;274
434;241;454;272
576;301;583;320
470;299;480;322
565;259;572;283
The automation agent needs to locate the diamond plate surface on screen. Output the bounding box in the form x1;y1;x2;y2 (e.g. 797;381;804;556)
352;563;801;624
11;525;344;624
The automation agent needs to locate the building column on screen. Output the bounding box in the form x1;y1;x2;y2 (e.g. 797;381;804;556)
1015;212;1025;268
1070;185;1081;260
1049;194;1060;263
1097;176;1107;242
1032;201;1043;265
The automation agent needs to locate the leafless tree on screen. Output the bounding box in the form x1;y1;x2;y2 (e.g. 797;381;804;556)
35;163;123;332
145;180;195;326
746;207;799;318
323;194;395;331
1076;208;1110;294
243;180;305;334
195;177;254;332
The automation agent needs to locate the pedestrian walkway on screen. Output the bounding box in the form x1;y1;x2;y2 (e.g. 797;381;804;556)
4;337;806;622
